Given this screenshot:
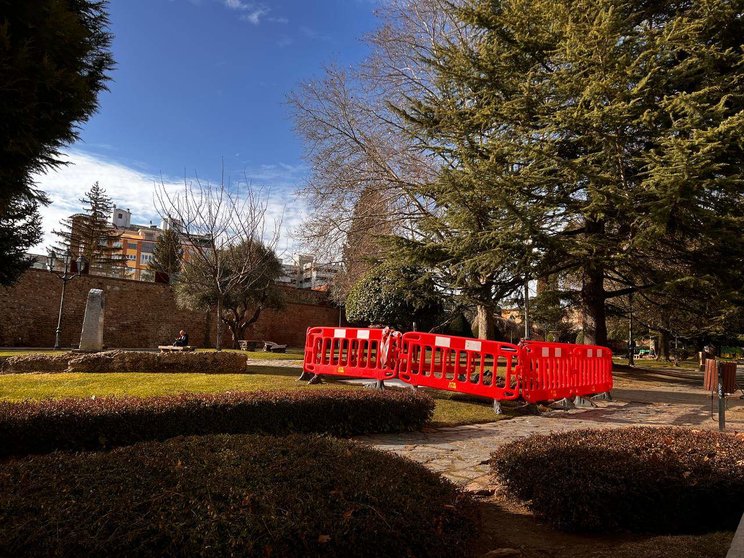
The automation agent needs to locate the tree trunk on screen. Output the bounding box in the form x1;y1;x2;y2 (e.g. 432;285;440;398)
581;266;607;346
659;331;671;361
475;304;496;340
216;296;223;351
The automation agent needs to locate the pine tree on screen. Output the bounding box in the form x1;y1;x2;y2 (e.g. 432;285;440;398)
0;192;42;285
0;0;112;280
392;0;744;344
54;182;122;273
149;227;183;280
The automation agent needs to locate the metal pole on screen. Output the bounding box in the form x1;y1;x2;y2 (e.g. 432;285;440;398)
54;277;67;350
628;292;635;366
717;361;725;431
524;276;530;340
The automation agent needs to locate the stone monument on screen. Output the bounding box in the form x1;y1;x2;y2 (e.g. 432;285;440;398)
79;288;104;352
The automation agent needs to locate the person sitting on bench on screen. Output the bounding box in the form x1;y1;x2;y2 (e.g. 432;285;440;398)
173;330;189;347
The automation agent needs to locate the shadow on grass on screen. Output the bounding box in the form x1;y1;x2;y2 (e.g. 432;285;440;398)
472;496;733;558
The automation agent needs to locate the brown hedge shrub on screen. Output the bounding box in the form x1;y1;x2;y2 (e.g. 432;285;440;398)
66;350;248;373
1;352;72;373
490;427;744;534
0;434;477;558
1;350;248;374
0;389;434;457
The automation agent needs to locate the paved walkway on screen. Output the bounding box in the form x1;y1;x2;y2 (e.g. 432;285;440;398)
356;378;744;491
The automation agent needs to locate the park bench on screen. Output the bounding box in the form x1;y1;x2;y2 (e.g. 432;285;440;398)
158;345;195;353
238;339;263;351
263;341;287;353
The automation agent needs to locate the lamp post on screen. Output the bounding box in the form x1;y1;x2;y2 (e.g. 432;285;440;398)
628;291;635;366
47;251;86;350
523;239;533;340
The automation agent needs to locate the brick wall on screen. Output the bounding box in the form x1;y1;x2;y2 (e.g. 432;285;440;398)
0;269;339;348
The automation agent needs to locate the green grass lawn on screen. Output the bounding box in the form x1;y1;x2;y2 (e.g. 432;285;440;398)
0;369;505;427
0;348;305;360
612;357;701;370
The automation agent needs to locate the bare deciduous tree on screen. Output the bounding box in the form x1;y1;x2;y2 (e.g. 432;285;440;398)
155;172;281;350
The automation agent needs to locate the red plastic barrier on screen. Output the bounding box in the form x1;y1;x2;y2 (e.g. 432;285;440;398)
396;332;520;400
303;327;400;381
519;341;612;403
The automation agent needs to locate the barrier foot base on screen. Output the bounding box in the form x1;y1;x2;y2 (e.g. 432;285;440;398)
297;371;314;382
364;380;385;391
573;395;597;408
549;397;576;410
307;374;323;385
591;391;612;402
493;400;502;415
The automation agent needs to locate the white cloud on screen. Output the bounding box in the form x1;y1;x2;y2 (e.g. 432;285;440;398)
31;150;307;262
241;8;268;25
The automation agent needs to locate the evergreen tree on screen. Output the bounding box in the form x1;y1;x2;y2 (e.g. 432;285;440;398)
345;262;444;332
392;0;744;344
0;0;112;281
54;182;122;273
0;192;42;285
0;1;113;213
333;187;394;303
149;227;183;280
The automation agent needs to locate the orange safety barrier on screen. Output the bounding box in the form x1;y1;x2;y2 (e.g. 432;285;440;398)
396;332;520;401
303;326;400;381
519;340;612;403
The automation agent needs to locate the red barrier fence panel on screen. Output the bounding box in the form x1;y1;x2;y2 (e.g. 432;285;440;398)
519;341;612;403
396;332;520;400
303;327;399;381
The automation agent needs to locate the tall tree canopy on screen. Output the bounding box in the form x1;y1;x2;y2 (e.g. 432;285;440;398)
0;0;113;284
401;0;744;344
149;227;184;281
54;182;122;273
324;0;744;344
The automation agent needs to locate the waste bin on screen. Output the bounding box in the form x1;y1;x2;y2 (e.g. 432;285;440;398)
703;359;738;394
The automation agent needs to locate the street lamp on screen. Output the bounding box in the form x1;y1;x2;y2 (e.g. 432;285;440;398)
523;239;534;340
47;250;87;350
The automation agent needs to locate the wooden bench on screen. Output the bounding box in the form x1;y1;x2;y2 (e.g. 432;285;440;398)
238;340;263;351
158;345;196;352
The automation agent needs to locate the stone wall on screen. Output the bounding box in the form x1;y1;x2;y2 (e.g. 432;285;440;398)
0;269;339;348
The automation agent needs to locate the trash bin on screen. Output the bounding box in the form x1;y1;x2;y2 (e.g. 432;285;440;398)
704;359;738;394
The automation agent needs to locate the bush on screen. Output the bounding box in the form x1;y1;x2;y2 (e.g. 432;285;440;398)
0;433;477;557
491;427;744;533
1;350;248;374
0;389;434;457
1;352;72;373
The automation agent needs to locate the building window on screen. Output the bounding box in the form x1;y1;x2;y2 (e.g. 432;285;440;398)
128;242;137;250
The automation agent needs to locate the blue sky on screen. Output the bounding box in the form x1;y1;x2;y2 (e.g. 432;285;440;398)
34;0;379;258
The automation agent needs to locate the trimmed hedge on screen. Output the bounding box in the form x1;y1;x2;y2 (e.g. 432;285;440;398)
0;389;434;457
0;434;477;557
1;350;248;374
491;427;744;533
0;352;72;373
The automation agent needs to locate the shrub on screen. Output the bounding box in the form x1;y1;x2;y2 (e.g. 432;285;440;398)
1;352;72;373
490;427;744;533
0;389;434;457
1;350;248;374
0;433;477;557
67;350;248;373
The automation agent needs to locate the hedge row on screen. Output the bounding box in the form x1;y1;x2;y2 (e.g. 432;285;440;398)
0;389;434;457
1;350;248;374
0;433;477;557
491;427;744;533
